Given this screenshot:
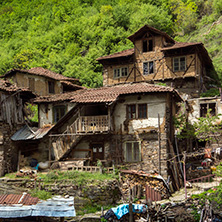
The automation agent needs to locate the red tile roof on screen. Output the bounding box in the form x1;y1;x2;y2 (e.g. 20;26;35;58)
28;67;78;81
0;79;34;94
34;82;181;103
0;193;39;205
161;42;202;51
2;67;80;83
128;25;175;43
96;48;134;61
60;81;85;90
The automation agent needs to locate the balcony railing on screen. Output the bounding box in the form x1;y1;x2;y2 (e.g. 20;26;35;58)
76;115;109;133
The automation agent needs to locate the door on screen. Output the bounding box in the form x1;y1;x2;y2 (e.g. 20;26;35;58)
91;143;104;164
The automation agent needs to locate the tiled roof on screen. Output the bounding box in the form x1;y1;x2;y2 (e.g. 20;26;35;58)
128;25;175;43
35;82;181;103
34;91;83;103
96;48;134;61
161;42;202;51
0;79;34;94
27;67;78;81
70;82;178;103
0;194;39;205
2;67;80;83
60;81;85;89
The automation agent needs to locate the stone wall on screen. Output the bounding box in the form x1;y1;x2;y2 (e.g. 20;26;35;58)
0;122;21;176
3;178;121;210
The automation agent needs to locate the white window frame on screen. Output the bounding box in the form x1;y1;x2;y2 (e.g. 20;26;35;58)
124;141;141;162
113;67;128;79
173;56;186;72
143;61;154;75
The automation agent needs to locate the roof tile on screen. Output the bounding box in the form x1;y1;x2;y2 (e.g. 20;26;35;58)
96;48;134;61
34;82;181;103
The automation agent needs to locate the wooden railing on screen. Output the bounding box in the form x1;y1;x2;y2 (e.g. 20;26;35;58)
51;114;110;160
76;115;109;133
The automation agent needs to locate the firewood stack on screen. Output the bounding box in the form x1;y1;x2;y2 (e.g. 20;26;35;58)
119;170;170;201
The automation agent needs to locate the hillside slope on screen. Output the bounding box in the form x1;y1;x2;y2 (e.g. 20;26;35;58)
0;0;221;88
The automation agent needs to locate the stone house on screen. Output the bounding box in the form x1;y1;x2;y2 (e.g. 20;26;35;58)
0;80;35;176
1;67;83;96
97;25;216;98
30;82;182;181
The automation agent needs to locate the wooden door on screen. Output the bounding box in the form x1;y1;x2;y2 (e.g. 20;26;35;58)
91;143;104;164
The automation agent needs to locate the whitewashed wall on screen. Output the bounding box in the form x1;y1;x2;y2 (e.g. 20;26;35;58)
38;103;75;127
188;97;222;124
113;94;166;134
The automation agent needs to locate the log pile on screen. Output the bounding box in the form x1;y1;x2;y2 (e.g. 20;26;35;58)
119;170;170;201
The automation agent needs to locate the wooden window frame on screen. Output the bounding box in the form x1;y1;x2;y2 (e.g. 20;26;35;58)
127;104;148;119
53;105;67;123
113;67;128;79
143;61;154;75
173;56;186;72
142;38;154;52
28;78;35;91
48;81;55;94
200;102;216;117
124;141;141;162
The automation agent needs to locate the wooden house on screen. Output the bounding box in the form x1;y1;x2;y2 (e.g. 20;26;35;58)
30;82;182;180
97;25;216;98
0;80;35;176
1;67;83;96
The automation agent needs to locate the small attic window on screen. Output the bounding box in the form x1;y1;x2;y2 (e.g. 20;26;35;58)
143;38;153;52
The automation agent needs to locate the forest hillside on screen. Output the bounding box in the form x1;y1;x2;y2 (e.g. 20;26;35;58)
0;0;222;88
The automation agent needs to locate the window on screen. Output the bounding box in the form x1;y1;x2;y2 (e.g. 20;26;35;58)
113;67;128;79
200;103;216;117
143;39;153;52
127;104;147;119
138;104;147;119
48;81;55;94
125;142;141;162
53;105;67;123
173;57;186;72
128;105;136;119
143;61;154;75
28;78;35;91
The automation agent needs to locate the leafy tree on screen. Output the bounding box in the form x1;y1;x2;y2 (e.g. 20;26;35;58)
193;109;221;145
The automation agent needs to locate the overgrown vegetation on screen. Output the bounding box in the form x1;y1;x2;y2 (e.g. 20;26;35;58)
30;189;52;200
191;164;222;213
1;0;222;87
174;108;221;145
39;170;118;185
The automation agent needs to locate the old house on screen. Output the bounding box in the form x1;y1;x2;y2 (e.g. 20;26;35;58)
0;80;35;176
97;25;216;98
30;82;182;181
1;67;83;96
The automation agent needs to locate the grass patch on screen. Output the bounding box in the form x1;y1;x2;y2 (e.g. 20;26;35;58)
77;203;114;216
29;189;52;200
38;170;118;186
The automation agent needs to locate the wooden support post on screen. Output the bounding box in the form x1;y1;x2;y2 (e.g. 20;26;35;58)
48;137;51;167
17;149;21;172
158;114;161;175
129;187;133;222
183;151;187;199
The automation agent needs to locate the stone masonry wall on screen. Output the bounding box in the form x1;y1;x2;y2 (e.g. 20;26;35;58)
0;122;21;176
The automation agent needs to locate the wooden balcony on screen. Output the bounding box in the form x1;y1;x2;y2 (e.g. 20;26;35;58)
76;115;109;133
